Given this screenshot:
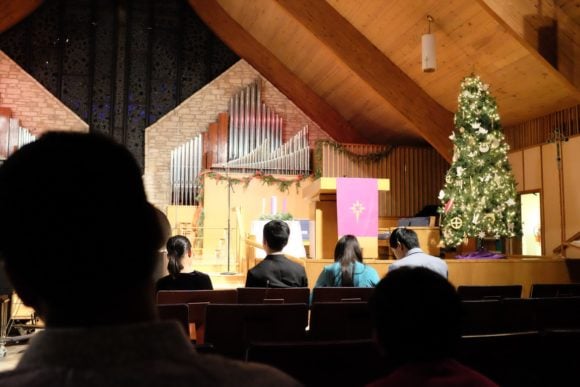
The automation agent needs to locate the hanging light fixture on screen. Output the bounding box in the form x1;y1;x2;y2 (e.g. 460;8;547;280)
422;15;436;72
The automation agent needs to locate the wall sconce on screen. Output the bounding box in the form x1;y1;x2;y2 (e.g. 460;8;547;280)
422;15;436;72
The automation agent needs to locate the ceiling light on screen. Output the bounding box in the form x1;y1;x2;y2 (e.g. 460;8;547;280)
422;15;436;73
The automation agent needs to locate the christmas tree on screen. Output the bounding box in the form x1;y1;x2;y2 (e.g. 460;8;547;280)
439;74;521;248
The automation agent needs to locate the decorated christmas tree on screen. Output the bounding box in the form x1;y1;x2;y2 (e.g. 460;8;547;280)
439;74;521;248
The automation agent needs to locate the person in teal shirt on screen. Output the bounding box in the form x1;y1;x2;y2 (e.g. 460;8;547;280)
314;235;380;287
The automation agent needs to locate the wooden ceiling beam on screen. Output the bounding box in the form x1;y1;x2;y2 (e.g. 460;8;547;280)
275;0;453;162
0;0;44;34
187;0;365;144
478;0;580;95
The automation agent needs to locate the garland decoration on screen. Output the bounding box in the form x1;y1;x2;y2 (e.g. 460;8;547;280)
314;140;396;178
195;170;311;206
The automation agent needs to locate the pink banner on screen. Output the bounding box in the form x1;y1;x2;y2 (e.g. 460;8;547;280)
336;178;378;237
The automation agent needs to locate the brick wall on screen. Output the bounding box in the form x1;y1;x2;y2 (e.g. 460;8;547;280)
0;50;88;134
144;60;333;211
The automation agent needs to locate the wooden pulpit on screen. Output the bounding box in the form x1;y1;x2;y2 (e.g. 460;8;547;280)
303;177;390;259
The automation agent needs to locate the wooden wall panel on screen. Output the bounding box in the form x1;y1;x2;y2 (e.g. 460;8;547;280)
563;136;580;256
505;105;580;151
541;143;562;254
320;143;448;217
523;147;542;191
508;151;524;191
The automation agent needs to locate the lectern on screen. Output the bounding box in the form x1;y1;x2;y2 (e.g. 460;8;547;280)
303;177;390;259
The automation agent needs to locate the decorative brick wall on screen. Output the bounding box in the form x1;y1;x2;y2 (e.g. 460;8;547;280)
144;60;333;211
0;50;88;134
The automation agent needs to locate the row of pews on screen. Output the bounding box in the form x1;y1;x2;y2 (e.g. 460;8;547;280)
156;285;580;386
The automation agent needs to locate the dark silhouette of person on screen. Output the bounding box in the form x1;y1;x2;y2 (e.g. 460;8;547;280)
368;266;497;386
0;132;298;386
314;235;379;287
156;235;213;291
245;220;307;288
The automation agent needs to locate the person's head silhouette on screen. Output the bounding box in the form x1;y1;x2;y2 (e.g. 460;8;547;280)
371;266;461;364
262;220;290;254
0;132;163;326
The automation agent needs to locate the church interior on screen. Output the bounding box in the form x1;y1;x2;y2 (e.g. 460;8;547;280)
1;0;580;384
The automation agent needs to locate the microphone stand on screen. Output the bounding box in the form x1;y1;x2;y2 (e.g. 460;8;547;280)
221;157;235;275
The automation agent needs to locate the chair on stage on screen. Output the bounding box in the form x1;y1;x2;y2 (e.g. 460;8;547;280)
309;301;372;341
156;289;238;305
311;287;375;303
246;339;385;386
529;283;580;298
457;285;522;300
204;303;309;359
157;304;189;336
237;287;310;304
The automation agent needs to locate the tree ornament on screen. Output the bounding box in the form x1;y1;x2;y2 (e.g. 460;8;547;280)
450;217;463;230
444;198;454;213
484;213;496;223
479;143;490;153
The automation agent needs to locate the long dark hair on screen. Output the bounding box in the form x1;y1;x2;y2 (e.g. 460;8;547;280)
166;235;191;278
334;235;363;286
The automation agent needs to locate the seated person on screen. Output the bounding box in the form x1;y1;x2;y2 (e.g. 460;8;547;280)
368;267;497;387
314;235;379;287
388;227;448;278
156;235;213;291
246;220;308;288
0;132;298;386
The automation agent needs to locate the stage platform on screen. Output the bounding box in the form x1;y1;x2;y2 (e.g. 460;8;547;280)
211;257;580;296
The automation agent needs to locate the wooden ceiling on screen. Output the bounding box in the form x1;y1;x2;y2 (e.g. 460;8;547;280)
189;0;580;161
3;1;580;162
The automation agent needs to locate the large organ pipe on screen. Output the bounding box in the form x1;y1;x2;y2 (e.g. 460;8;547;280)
170;134;204;205
168;79;311;184
228;99;234;161
249;81;255;153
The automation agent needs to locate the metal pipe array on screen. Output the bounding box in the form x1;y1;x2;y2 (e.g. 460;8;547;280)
214;125;310;175
7;118;36;153
170;134;203;205
216;79;310;175
227;80;282;161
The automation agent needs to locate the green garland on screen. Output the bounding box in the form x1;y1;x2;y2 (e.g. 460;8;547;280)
314;140;396;178
195;170;311;206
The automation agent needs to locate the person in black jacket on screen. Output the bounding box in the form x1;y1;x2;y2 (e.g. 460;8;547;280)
156;235;213;291
245;220;307;288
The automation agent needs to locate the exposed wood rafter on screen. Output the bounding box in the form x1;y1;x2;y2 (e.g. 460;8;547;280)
187;0;366;144
478;0;580;96
0;0;44;34
275;0;453;161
